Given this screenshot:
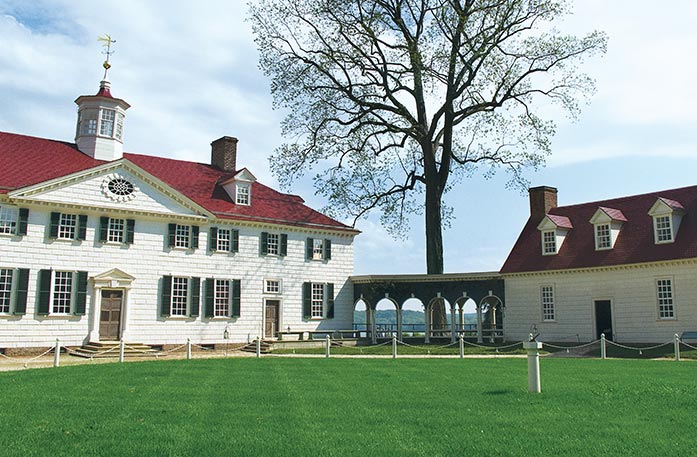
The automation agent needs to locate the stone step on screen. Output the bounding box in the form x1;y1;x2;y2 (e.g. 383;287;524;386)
69;342;163;359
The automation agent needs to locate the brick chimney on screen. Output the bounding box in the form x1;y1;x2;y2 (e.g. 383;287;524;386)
211;136;238;172
529;186;558;221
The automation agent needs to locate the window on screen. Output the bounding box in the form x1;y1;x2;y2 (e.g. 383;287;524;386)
99;217;135;244
541;285;555;321
203;278;241;318
265;279;281;294
595;224;611;250
655;216;673;243
657;278;675;319
50;212;87;241
236;183;250;205
0;269;12;313
171;277;189;317
542;231;556;255
160;275;200;318
0;206;18;235
261;232;287;256
100;109;116;137
168;224;199;250
79;111;98;135
209;227;239;253
36;270;88;316
115;112;124;140
306;238;332;261
302;282;335;319
0;268;29;315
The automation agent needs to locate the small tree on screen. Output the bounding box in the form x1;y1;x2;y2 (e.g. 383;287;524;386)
250;0;606;325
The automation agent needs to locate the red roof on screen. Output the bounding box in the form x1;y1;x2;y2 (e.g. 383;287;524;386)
0;131;355;233
500;185;697;274
545;214;573;229
597;206;627;222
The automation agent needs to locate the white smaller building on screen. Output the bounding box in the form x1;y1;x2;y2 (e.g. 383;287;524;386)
501;185;697;343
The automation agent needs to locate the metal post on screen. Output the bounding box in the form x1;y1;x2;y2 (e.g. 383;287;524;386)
256;337;261;358
600;333;606;359
523;339;543;393
325;334;331;359
53;338;60;368
119;338;125;363
674;333;680;361
459;335;464;359
186;338;192;360
392;335;397;359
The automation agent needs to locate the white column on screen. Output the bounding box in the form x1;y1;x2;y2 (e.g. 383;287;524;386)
425;305;431;344
450;302;457;344
397;307;403;341
89;287;102;343
120;288;131;341
476;305;483;344
523;340;543;393
370;308;377;344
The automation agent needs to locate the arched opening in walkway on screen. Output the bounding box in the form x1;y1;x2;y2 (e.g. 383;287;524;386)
401;298;425;337
353;299;369;338
480;295;504;342
427;297;453;340
455;298;478;338
375;298;398;339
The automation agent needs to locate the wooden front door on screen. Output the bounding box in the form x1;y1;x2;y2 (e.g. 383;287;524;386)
265;300;280;339
100;290;123;341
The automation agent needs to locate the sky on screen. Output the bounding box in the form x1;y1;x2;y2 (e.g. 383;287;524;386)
2;0;697;276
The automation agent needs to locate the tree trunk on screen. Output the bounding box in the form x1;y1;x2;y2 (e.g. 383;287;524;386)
425;175;448;334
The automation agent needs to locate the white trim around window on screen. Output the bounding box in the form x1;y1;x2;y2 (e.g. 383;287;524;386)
656;277;676;320
264;279;282;295
541;285;555;322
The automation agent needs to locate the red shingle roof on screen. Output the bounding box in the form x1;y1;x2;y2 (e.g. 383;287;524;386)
0;131;356;233
545;214;573;229
500;185;697;274
597;206;627;222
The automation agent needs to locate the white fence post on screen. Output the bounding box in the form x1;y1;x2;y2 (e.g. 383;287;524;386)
187;338;192;360
459;335;464;359
119;338;125;363
325;334;331;359
53;338;61;368
392;335;397;359
674;333;680;361
256;337;261;358
600;333;606;359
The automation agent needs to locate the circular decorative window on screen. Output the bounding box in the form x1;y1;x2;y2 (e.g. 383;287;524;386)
108;178;134;196
102;175;137;202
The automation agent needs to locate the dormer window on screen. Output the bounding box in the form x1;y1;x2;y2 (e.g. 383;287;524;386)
236;183;250;205
589;207;626;251
537;214;572;256
648;197;685;245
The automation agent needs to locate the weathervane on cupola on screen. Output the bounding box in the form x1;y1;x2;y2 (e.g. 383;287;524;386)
74;34;131;161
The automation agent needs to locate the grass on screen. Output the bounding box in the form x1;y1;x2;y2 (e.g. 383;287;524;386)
0;358;696;456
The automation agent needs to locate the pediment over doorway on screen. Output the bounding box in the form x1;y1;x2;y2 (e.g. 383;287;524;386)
92;268;135;289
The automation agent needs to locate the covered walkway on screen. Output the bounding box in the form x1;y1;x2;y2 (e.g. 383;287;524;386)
351;272;505;344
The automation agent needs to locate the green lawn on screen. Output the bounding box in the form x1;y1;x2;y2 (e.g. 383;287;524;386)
0;358;695;456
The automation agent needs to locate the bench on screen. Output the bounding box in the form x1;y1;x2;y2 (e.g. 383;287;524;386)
277;331;305;341
680;331;697;342
334;330;360;339
307;330;333;340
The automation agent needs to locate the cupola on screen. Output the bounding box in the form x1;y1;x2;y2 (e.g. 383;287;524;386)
74;35;130;161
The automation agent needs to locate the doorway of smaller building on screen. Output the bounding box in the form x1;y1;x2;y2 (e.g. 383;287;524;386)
594;300;613;341
100;290;123;341
265;300;280;339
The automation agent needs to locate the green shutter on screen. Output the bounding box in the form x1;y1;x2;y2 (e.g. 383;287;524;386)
74;271;88;315
189;277;200;317
99;217;109;242
231;279;241;318
231;229;239;253
326;283;335;318
126;219;135;244
260;232;268;255
77;215;88;240
280;234;288;257
161;276;172;317
37;269;51;315
324;239;332;260
12;268;29;315
17;208;29;236
167;224;176;247
209;227;218;252
191;226;199;249
204;278;215;318
302;282;311;319
306;238;314;260
49;212;60;238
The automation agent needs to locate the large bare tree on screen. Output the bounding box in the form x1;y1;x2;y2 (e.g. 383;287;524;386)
250;0;605;323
